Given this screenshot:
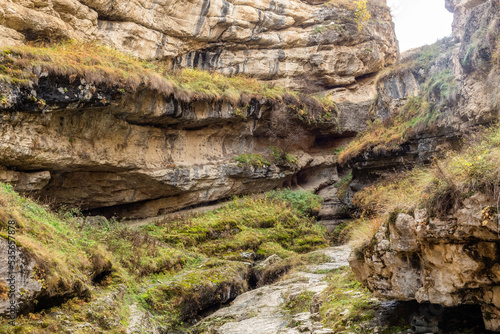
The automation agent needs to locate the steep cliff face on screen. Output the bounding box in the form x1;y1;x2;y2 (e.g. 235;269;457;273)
0;0;397;91
341;0;499;179
351;196;500;331
0;0;398;220
347;0;500;330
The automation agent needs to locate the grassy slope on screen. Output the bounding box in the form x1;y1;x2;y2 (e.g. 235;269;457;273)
145;193;326;260
348;122;500;248
0;183;110;299
0;186;329;333
319;267;379;333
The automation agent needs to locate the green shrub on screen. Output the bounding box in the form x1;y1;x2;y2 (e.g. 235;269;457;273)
266;188;323;216
332;145;346;156
234;153;270;168
269;146;298;166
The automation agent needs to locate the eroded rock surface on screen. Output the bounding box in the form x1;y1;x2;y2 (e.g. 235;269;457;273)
194;246;350;334
0;0;397;90
0;0;400;218
0;73;346;218
343;0;500;331
345;0;499;180
349;194;500;331
0;238;42;317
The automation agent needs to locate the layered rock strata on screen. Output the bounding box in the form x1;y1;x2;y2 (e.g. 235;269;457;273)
344;0;499;180
0;74;343;218
0;0;400;219
0;0;397;90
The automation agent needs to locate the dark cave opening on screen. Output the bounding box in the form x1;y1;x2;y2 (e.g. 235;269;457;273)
375;300;494;334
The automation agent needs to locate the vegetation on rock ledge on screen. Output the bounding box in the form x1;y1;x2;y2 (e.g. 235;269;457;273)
338;38;461;164
0;40;336;121
348;122;500;248
319;267;377;333
234;153;270;168
338;96;430;163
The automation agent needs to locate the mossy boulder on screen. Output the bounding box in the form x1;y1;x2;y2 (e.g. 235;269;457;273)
142;259;252;328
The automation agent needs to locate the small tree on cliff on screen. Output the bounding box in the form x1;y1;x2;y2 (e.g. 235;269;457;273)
354;0;371;32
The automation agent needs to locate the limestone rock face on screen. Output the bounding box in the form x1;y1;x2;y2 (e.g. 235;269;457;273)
0;73;342;218
345;0;499;179
0;170;50;192
169;0;398;90
0;0;399;217
0;0;400;218
195;246;349;334
0;238;43;317
445;0;490;40
347;0;500;330
349;194;500;331
0;0;398;91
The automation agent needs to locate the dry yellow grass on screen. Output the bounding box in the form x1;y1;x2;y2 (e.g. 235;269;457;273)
348;123;500;246
339;96;429;164
0;40;335;121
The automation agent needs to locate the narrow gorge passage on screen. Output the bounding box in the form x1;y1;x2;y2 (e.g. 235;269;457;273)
187;244;500;334
190;246;495;334
1;0;499;332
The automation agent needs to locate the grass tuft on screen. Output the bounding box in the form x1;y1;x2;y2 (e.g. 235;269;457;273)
319;266;377;333
234;154;270;168
266;188;323;216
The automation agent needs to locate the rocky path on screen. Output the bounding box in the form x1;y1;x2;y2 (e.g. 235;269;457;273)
194;245;351;334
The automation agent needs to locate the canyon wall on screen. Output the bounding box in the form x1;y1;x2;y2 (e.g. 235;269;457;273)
0;76;334;218
348;0;500;330
3;0;500;330
0;0;397;91
351;196;500;331
0;0;398;220
344;0;499;180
